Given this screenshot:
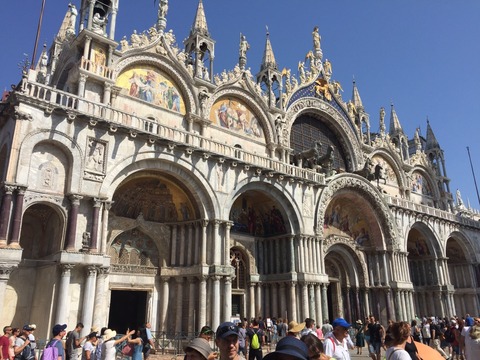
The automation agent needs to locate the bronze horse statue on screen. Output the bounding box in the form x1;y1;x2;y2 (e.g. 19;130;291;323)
291;141;322;169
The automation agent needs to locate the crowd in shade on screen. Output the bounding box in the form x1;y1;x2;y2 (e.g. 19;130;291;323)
2;313;480;360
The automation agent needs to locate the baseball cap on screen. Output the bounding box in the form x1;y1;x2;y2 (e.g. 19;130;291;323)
23;325;34;331
216;322;239;339
332;318;351;328
52;324;67;336
264;337;309;360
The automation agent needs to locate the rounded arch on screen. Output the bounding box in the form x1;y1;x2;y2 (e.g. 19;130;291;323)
208;87;275;145
408;165;441;204
285;97;363;171
324;243;367;287
446;230;478;263
99;153;218;220
224;179;303;235
317;174;398;249
17;130;83;193
113;54;196;115
406;221;442;258
20;201;67;258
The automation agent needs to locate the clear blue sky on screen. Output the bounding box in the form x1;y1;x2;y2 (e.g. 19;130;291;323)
1;0;480;209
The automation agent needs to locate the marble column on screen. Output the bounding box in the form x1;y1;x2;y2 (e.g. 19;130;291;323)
9;186;26;246
89;198;101;252
92;267;109;326
212;276;221;330
271;283;278;318
198;276;207;331
188;278;196;334
290;282;297;321
160;277;170;332
81;266;97;334
264;284;271;318
0;265;16;316
213;221;221;265
321;284;328;322
249;283;255;320
170;225;177;266
225;222;233;265
255;283;262;317
55;264;74;324
65;195;83;250
175;277;184;332
100;201;112;254
0;185;15;246
279;283;287;320
224;277;232;322
308;284;316;319
200;220;208;265
179;225;186;266
315;284;322;325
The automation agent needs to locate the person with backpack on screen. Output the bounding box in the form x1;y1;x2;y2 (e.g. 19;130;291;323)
13;326;34;360
42;324;67;360
246;319;264;360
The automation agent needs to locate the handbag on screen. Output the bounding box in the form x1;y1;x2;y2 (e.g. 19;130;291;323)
121;344;134;356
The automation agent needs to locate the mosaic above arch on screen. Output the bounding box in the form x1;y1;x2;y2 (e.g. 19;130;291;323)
116;65;186;114
410;170;433;197
323;197;375;246
210;97;264;140
230;190;287;237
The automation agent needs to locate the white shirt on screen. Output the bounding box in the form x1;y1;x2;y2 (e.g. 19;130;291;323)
101;340;116;360
323;334;351;360
385;347;411;360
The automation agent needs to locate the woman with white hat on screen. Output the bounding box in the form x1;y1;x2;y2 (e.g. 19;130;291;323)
101;329;134;360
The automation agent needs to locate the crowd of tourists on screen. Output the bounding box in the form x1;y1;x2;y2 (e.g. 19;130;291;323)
1;314;480;360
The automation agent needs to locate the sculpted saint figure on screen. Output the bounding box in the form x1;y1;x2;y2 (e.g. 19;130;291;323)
312;26;321;53
239;34;249;58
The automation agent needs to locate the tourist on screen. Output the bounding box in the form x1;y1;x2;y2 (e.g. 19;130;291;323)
142;323;155;360
215;322;240;360
237;322;247;357
430;317;449;359
26;325;37;360
94;328;107;360
127;328;145;360
354;320;365;355
14;326;34;360
300;333;330;360
184;338;215;360
365;315;384;360
81;332;97;360
300;318;317;337
287;321;305;338
199;326;214;343
384;321;411;360
321;320;333;337
246;319;265;360
66;323;85;360
45;324;67;360
100;328;133;360
0;326;12;360
323;318;352;360
264;336;309;360
9;329;20;360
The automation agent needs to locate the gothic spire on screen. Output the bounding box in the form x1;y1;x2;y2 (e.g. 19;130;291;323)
352;79;364;110
260;28;278;71
190;0;209;37
389;103;404;136
425;119;441;151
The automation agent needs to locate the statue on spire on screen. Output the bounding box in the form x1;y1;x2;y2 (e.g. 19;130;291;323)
239;33;250;70
157;0;168;33
312;26;322;60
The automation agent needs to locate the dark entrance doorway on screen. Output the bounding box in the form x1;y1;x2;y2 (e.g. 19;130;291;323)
232;294;243;318
108;290;147;333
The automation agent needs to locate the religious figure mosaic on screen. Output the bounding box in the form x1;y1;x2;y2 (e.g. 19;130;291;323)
323;199;371;246
116;66;186;114
210;98;264;140
410;171;433;196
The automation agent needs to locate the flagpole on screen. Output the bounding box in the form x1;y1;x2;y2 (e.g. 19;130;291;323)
31;0;47;69
467;146;480;207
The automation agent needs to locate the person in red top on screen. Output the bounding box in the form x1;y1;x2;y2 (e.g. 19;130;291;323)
0;326;12;360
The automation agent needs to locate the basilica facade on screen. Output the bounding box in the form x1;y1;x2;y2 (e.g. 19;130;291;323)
0;0;479;340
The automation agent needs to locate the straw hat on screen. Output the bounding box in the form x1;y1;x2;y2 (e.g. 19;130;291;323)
103;329;117;341
288;321;305;333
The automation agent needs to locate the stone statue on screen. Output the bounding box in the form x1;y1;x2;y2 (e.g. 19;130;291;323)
456;189;464;207
120;36;129;51
67;4;78;34
159;0;168;18
239;33;249;59
312;26;321;53
379;107;386;135
414;128;422;151
323;59;332;76
130;30;141;47
92;13;107;35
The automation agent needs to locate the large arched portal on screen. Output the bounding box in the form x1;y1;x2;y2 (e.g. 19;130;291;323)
229;188;294;320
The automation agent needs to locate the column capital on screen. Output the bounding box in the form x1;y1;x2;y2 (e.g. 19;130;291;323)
92;198;103;207
161;276;170;283
0;265;16;280
3;184;15;194
175;276;184;284
68;194;83;205
97;266;110;276
86;265;98;277
60;263;75;275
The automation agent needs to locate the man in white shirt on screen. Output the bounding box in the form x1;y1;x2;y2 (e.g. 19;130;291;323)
324;318;352;360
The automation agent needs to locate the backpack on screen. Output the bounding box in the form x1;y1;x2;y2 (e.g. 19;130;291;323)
15;338;35;360
250;330;260;350
41;340;59;360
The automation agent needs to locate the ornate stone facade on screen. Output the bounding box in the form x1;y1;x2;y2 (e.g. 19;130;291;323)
0;0;479;341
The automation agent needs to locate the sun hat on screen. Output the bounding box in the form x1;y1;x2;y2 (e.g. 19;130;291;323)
103;329;117;341
356;320;363;325
288;321;305;334
184;338;213;360
332;318;351;328
264;336;309;360
216;322;239;339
